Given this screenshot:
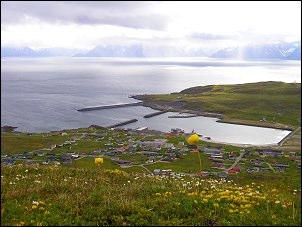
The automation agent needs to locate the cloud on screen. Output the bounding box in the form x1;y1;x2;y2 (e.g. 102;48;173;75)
189;33;233;40
1;1;168;30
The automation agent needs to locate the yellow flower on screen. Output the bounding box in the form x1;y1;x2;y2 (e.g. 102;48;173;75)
213;203;219;208
32;205;38;209
95;157;103;165
202;198;208;203
229;209;234;213
155;193;161;196
186;134;200;145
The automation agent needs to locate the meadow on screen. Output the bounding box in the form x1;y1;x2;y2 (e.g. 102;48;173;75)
136;81;301;128
1;164;300;226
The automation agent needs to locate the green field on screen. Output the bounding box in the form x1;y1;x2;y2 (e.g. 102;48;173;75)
136;81;301;128
1;164;300;226
1;123;301;226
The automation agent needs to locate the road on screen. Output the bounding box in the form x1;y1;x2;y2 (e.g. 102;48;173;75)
227;150;246;171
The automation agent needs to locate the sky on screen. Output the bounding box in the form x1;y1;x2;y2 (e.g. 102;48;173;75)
1;1;301;50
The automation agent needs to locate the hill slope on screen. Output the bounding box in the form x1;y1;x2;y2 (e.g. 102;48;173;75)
134;81;301;128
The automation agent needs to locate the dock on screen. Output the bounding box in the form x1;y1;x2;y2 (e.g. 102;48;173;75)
107;119;138;128
77;102;143;112
143;110;168;118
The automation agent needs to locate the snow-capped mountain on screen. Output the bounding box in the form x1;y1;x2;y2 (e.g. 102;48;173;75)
212;42;301;60
1;47;83;57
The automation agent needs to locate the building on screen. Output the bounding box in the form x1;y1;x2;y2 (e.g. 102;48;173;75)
137;139;167;149
202;147;222;156
257;149;283;157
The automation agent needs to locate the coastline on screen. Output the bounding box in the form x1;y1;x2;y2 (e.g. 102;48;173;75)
131;95;295;131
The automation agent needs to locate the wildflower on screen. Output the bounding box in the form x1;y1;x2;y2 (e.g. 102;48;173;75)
32;205;38;209
202;198;208;203
275;200;280;204
155;193;161;196
213;203;219;208
32;201;39;206
229;209;234;213
95;157;103;165
127;180;131;183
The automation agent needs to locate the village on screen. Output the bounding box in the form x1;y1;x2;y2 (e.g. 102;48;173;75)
1;126;301;178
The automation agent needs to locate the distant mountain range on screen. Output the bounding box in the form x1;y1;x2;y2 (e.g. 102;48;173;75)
1;41;301;60
212;42;301;60
1;47;83;57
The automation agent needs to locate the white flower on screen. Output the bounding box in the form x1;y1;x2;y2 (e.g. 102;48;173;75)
32;201;39;205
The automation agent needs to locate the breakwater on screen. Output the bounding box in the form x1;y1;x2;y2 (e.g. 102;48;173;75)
77;102;143;112
107;119;138;128
143;110;168;118
168;114;198;118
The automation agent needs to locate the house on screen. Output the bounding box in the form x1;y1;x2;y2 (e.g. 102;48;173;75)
228;167;240;174
114;159;132;165
93;150;103;155
257;149;283;157
202;147;222;156
161;169;172;175
161;157;173;162
36;150;45;157
141;151;159;156
171;128;184;134
60;154;72;164
210;154;223;159
247;167;260;173
218;172;228;178
153;169;161;175
116;145;129;153
137;139;167;149
2;157;15;165
209;158;224;163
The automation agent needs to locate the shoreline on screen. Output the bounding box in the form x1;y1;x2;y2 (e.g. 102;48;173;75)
131;95;295;131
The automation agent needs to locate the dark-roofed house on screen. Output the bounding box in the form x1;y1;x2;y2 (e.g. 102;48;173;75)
60;154;72;164
202;147;222;155
257;149;283;157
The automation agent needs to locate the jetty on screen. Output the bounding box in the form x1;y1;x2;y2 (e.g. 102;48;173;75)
143;110;168;118
168;114;198;118
77;102;143;112
107;119;138;128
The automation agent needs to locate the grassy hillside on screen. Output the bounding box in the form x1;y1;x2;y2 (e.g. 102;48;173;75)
136;81;301;128
1;165;300;226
